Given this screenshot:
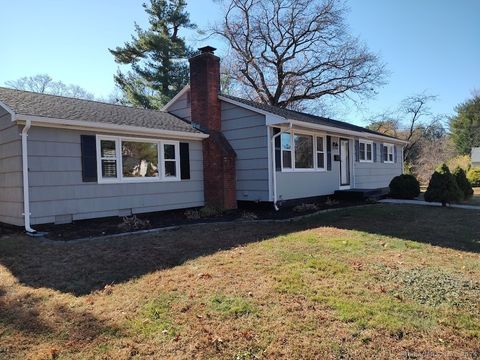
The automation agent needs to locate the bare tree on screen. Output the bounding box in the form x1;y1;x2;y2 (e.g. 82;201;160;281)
5;74;95;100
213;0;386;109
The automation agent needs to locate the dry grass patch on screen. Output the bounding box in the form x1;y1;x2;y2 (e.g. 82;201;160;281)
0;205;480;359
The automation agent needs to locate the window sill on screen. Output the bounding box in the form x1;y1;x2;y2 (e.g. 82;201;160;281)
97;177;181;184
359;160;373;163
278;168;327;173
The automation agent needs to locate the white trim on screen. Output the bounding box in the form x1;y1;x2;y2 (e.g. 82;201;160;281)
15;115;208;140
96;135;181;184
267;126;273;201
359;139;373;163
161;85;190;111
218;95;285;124
383;143;394;163
0;99;16;121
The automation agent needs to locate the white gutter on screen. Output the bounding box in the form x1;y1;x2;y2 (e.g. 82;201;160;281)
16;115;209;141
21;120;37;235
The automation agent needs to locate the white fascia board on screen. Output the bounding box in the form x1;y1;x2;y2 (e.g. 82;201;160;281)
287;119;409;145
15;115;209;140
161;85;190;111
0;100;16;121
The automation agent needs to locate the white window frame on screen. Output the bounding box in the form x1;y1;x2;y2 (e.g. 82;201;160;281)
96;135;181;184
359;139;373;163
278;129;327;172
384;143;394;163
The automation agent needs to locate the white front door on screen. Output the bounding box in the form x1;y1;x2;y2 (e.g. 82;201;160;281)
340;139;350;188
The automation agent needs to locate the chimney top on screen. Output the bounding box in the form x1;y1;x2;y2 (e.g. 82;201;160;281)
198;45;217;54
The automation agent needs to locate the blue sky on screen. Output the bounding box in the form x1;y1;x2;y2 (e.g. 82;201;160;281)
0;0;478;125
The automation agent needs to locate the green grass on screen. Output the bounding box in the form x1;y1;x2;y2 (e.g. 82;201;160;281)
210;294;257;317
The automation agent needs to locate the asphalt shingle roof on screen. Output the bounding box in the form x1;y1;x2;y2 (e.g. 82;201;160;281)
0;87;201;134
220;94;400;140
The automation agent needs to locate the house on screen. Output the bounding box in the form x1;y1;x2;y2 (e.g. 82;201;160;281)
472;147;480;167
0;46;406;234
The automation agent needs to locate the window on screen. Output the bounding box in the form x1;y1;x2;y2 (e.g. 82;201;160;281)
316;136;326;169
294;134;314;169
100;139;119;179
359;140;373;162
162;142;180;179
281;132;292;169
97;136;180;183
384;143;394;163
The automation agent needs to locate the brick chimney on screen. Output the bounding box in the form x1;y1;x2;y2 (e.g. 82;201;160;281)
189;46;237;209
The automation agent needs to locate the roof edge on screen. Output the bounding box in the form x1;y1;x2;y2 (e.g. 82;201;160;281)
162;85;191;111
0;99;16;120
15;114;209;140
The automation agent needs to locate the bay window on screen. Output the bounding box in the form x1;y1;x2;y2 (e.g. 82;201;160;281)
97;136;180;183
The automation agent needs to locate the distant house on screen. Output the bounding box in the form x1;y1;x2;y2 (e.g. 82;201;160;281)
472;148;480;167
0;46;406;234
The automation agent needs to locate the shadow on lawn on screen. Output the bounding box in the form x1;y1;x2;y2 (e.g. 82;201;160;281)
0;204;478;296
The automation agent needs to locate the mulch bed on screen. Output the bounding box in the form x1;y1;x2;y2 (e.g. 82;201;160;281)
4;199;366;241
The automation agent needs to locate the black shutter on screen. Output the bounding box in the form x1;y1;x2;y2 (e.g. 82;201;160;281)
394;145;398;163
373;143;377;162
355;139;360;162
273;128;281;171
380;144;385;163
180;142;190;180
80;135;97;182
326;135;332;171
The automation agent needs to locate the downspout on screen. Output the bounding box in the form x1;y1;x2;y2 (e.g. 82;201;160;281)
270;122;292;211
21;120;38;235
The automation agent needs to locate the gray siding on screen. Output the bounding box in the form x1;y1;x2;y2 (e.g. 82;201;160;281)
27;127;204;225
168;91;191;122
221;101;269;201
353;141;402;188
0;110;23;226
276;136;353;200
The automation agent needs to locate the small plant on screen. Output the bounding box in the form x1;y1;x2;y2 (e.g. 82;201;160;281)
118;215;151;231
184;209;201;220
389;174;421;199
198;205;224;218
293;203;319;213
424;164;463;206
453;167;474;200
240;211;258;221
467;167;480;187
325;197;339;206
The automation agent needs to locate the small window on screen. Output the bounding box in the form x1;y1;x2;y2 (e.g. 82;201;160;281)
316;136;326;169
122;141;159;178
162;142;179;179
294;134;314;169
359;140;373;162
384;144;394;163
100;139;118;179
281;132;292;169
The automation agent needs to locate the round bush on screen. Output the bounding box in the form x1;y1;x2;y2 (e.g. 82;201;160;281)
453;167;474;200
467;167;480;187
389;174;421;199
425;164;463;206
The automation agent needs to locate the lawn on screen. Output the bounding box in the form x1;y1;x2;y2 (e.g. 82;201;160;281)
0;205;479;359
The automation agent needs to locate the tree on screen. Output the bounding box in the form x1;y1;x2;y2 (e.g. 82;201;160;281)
449;93;480;155
5;74;95;100
424;164;463;207
213;0;386;110
453;167;473;200
110;0;196;109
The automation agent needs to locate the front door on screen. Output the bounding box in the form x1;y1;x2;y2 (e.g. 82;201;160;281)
339;138;350;188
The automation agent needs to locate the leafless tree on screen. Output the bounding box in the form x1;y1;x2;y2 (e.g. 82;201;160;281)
212;0;386;109
5;74;95;100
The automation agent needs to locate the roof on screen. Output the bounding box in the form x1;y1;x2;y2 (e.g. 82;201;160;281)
472;147;480;163
0;87;202;134
220;94;401;141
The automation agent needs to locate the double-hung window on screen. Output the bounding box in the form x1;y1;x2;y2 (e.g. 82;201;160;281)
97;136;180;183
359;140;373;162
281;132;293;169
316;136;326;170
383;143;394;163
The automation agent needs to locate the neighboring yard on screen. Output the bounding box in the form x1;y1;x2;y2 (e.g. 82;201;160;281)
0;205;479;359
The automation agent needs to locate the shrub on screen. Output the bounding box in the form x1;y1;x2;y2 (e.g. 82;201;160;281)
424;164;463;206
198;205;224;218
453;167;474;200
467;167;480;187
388;174;421;199
118;215;151;231
447;155;471;172
293;203;319;213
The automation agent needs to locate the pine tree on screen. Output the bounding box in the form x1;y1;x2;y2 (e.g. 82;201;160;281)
424;164;463;207
453;167;474;200
109;0;195;109
449;94;480;155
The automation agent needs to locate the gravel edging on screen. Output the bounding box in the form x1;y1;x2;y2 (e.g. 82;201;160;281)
38;203;376;245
